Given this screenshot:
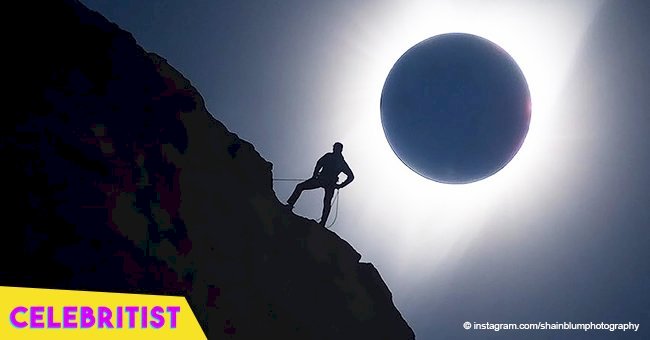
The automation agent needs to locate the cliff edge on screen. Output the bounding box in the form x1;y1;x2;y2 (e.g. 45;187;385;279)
2;1;415;339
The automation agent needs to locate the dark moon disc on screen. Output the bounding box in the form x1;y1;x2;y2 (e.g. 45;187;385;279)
380;33;531;184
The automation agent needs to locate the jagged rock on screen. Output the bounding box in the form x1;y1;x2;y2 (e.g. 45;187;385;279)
2;1;414;339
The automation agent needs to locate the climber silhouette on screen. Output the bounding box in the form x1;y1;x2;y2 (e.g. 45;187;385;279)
287;142;354;226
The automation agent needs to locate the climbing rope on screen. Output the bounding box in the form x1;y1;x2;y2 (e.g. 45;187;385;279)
325;189;340;229
272;178;308;182
273;178;341;229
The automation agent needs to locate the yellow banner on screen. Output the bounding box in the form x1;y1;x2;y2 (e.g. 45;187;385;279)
0;286;206;339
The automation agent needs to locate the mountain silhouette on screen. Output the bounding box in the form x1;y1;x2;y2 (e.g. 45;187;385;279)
2;1;415;339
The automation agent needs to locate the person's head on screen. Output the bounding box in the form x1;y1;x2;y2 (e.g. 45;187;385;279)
333;142;343;154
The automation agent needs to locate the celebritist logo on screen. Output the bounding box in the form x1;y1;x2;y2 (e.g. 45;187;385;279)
9;305;180;329
1;286;206;339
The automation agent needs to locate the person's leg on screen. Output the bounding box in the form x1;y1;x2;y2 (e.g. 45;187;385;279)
287;178;320;207
320;186;335;226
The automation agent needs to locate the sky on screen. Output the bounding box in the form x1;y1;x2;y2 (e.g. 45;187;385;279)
80;1;649;338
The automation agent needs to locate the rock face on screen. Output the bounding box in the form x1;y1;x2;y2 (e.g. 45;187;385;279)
2;1;415;339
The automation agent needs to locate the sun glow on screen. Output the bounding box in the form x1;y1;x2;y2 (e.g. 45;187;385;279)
320;0;605;272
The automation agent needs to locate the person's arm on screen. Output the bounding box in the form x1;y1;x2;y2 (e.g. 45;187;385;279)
313;155;325;178
336;163;354;189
